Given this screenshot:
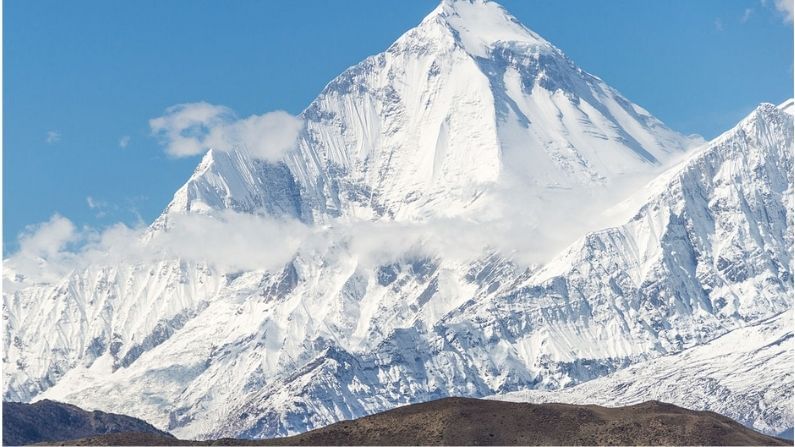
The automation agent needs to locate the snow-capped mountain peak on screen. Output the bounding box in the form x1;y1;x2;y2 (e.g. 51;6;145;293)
161;0;700;224
422;0;553;58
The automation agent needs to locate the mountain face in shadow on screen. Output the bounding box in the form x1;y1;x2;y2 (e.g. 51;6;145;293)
2;400;173;446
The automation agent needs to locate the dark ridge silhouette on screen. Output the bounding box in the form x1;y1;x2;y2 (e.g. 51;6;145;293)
2;400;172;446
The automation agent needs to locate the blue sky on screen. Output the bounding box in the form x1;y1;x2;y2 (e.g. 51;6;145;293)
4;0;793;251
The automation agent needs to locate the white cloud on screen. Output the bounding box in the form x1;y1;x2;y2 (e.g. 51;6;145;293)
149;102;233;157
16;215;77;259
45;131;61;144
150;212;309;272
4;211;310;288
741;8;754;23
86;196;109;218
4;185;640;290
6;215;81;283
119;135;131;148
208;112;305;161
714;18;725;31
86;196;100;209
774;0;794;22
149;102;303;162
6;144;676;290
762;0;794;22
1;211;476;289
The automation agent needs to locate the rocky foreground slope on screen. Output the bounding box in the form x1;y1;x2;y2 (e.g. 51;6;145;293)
29;398;789;446
2;400;172;446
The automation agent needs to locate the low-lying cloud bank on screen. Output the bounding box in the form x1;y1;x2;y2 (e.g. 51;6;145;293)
10;111;680;290
6;93;691;293
4;212;495;289
5;212;308;289
4;174;651;292
773;0;794;23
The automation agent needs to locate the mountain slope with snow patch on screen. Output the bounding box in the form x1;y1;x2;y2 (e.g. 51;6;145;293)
492;311;794;436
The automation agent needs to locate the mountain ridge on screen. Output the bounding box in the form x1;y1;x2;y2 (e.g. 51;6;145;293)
194;102;791;439
492;310;794;436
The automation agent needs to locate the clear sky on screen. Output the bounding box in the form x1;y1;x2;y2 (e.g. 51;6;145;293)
4;0;793;251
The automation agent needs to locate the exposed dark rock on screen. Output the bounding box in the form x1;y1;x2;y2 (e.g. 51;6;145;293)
28;397;788;446
3;400;172;446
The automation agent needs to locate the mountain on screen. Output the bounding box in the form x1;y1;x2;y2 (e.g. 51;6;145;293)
3;0;792;442
492;311;794;437
31;398;790;446
2;399;173;446
159;0;699;225
193;102;792;439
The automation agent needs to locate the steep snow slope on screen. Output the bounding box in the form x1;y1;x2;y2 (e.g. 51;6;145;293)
4;261;223;402
493;311;794;436
779;98;794;115
153;150;306;229
189;103;792;439
24;103;792;440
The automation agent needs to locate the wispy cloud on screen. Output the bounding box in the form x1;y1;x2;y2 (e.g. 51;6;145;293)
774;0;794;22
6;167;663;289
86;196;109;218
149;102;304;162
45;131;61;144
741;8;754;23
85;195;146;223
4;211;308;287
762;0;794;22
119;135;131;148
714;18;725;31
86;196;101;209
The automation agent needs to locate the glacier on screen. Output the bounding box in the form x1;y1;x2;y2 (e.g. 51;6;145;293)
3;0;792;440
